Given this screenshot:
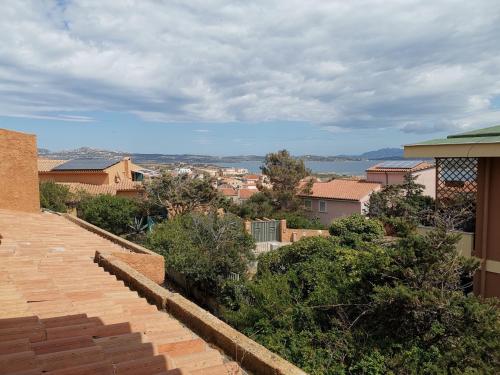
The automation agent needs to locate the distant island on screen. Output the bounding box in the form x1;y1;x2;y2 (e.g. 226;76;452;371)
38;147;405;164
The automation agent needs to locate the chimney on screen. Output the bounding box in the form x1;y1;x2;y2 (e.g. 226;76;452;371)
123;157;130;179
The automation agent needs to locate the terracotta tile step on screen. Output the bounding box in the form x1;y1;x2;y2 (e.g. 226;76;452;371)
46;322;98;340
0;315;39;329
31;335;95;355
0;324;46;343
114;354;174;375
0;350;39;374
40;314;90;329
170;349;224;372
103;342;157;364
94;332;147;349
45;359;113;375
157;338;206;357
0;338;31;355
37;346;105;372
190;362;242;375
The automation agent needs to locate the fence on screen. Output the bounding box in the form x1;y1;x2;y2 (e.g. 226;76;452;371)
416;226;474;257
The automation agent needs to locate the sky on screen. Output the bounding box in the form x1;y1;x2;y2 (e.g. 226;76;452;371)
1;1;500;155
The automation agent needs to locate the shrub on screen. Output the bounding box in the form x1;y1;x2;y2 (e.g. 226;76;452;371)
39;181;72;212
147;211;254;294
222;228;500;374
77;195;139;235
273;212;326;229
329;214;384;248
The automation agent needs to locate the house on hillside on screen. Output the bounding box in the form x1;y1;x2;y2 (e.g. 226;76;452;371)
38;157;144;197
404;124;500;298
366;160;436;198
298;179;382;226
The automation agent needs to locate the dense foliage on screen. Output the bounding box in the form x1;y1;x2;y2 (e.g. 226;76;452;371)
329;214;384;248
39;181;72;212
367;173;434;235
261;149;310;210
147;211;254;294
274;211;325;229
222;216;499;374
145;173;218;218
77;194;139;235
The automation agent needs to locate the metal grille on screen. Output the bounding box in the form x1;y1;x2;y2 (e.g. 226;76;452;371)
436;157;478;202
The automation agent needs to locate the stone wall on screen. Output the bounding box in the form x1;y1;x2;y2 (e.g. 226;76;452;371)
279;219;330;242
0;129;40;212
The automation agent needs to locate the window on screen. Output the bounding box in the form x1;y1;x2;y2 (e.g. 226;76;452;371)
304;199;312;211
319;200;327;213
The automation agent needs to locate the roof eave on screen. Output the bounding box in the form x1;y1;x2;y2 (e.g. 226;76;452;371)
404;142;500;158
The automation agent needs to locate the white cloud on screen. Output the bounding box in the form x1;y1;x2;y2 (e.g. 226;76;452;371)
0;0;499;133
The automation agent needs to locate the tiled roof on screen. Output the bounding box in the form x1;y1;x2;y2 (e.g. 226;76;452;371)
366;161;434;173
244;174;260;180
38;159;68;172
298;179;381;201
59;181;143;196
238;189;257;199
219;187;237;196
59;183;118;196
0;209;241;374
113;180;143;191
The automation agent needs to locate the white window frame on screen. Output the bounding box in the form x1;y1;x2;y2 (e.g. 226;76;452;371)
319;200;327;213
304;199;312;211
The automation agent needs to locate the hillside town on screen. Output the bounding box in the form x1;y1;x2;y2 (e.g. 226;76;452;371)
1;2;499;374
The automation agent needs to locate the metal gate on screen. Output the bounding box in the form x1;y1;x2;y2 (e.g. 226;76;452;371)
251;220;280;242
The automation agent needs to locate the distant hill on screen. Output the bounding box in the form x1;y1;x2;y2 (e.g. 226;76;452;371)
37;147;406;164
358;148;404;160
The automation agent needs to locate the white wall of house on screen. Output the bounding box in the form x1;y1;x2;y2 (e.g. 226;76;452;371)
366;168;436;198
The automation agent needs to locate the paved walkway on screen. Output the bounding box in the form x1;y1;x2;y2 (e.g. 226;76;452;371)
0;209;240;375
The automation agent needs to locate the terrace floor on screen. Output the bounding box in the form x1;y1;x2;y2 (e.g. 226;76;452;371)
0;209;240;375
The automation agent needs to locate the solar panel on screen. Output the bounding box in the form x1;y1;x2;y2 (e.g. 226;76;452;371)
53;159;120;171
376;160;423;169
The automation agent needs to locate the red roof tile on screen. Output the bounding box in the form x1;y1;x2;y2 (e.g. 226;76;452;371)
219;187;237;196
238;189;257;199
0;209;241;374
38;159;68;172
298;179;381;201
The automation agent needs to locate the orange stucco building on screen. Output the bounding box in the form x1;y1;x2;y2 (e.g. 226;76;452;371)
405;125;500;298
0;129;40;212
38;157;144;197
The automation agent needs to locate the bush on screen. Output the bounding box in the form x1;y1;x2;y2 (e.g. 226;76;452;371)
237;191;276;219
39;181;72;212
222;229;500;374
273;212;326;229
77;195;139;235
329;214;384;248
147;211;254;294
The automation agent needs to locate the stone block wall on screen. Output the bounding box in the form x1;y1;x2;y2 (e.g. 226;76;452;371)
0;129;40;212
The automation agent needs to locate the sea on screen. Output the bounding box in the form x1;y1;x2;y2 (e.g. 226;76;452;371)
212;160;385;176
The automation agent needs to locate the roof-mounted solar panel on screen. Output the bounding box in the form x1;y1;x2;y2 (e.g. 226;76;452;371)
52;159;120;171
376;160;423;169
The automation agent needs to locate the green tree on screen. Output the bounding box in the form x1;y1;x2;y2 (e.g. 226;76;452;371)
39;181;72;212
329;214;384;248
236;191;276;219
261;150;310;210
77;195;139;235
145;173;218;218
367;173;434;235
222;222;500;374
147;211;254;294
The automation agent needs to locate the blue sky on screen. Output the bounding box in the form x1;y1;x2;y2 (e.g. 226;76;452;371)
1;1;500;155
1;112;449;155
